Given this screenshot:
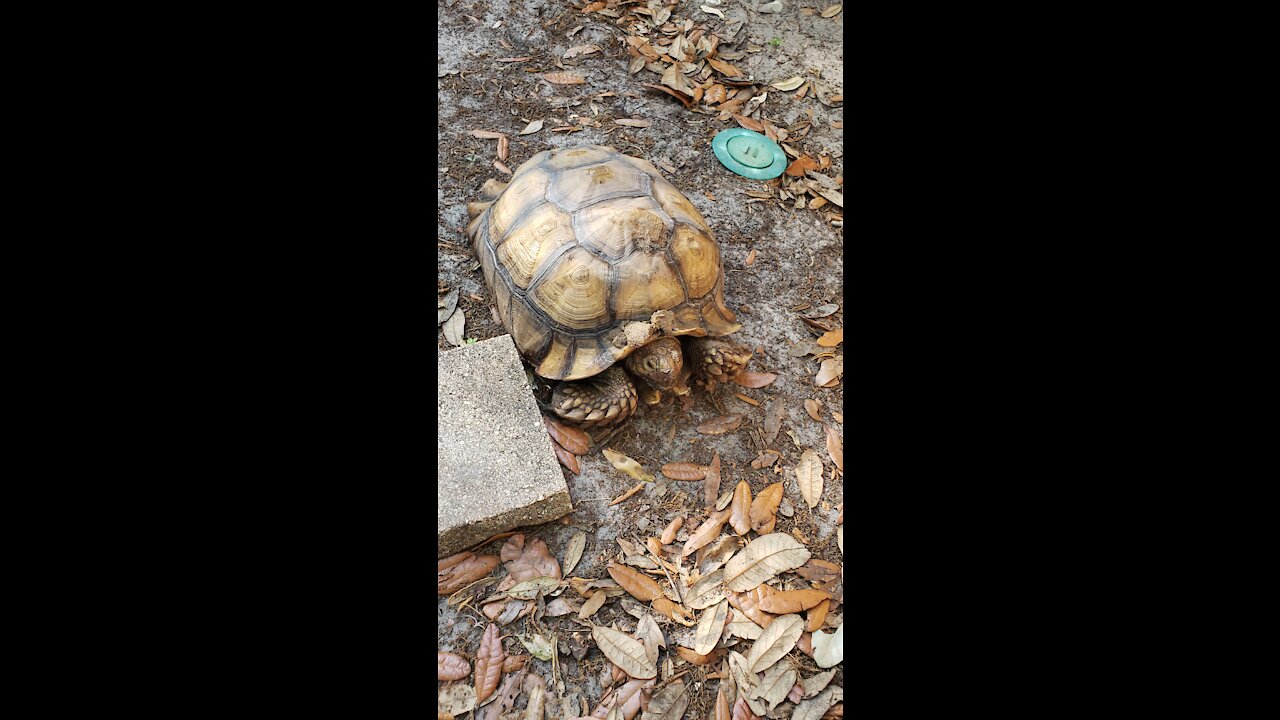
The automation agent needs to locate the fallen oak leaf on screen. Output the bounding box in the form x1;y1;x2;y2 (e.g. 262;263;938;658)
545;416;590;455
438;651;470;681
814;356;843;387
543;71;587;84
749;482;784;534
704;451;722;509
470;129;507;139
603;448;655;483
697;415;743;435
518;119;544;135
825;425;843;473
816;328;843;347
757;588;831;614
730;371;778;388
661;462;707;481
609;481;646;506
614;118;653;127
438;552;500;595
608;562;663;602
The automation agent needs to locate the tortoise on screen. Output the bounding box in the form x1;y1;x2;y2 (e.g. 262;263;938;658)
465;144;753;449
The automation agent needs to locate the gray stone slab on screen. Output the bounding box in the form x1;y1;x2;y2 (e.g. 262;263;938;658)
437;334;571;557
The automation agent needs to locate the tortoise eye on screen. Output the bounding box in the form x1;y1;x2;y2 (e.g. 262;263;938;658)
644;358;657;371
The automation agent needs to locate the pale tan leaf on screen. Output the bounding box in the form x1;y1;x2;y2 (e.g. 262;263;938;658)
685;568;727;611
608;562;663;602
442;306;466;346
728;480;752;535
752;661;798;711
724;533;811;592
496;56;534;62
603;448;655;482
593;677;649;719
744;613;803;673
749;482;783;534
757;589;830;614
525;683;545;720
705;83;727;104
518;119;544;135
565;44;601;58
770;76;805;91
438;552;500;595
726;615;764;640
579;589;608;619
727;651;759;711
793;686;841;720
796;449;823;508
509;575;561;599
544;72;587;84
438;651;470;681
816;328;843;347
802;669;837;697
811;623;842;668
615;118;653;127
814;356;843;387
682;508;729;557
825;425;843;473
502;534;563;582
497;134;509;161
702;4;726;19
635;612;665;665
706;57;743;78
838;525;842;554
563;530;587;576
652;597;697;626
730;371;778;388
641;680;690;720
763;399;785;444
661;462;706;481
751;450;781;470
821;4;843;18
694;598;729;655
805;399;823;422
593;625;657;679
470;129;507;139
474;623;504;703
696;415;743;435
438;684;477;715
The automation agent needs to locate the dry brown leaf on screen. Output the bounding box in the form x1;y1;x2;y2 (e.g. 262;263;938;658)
796;558;843;584
805;399;823;422
474;623;504;703
544;72;586;84
651;597;697;626
822;4;843;17
501;534;562;582
438;651;470;681
814;356;843;386
704;451;722;509
751;450;781;470
749;482;784;534
545;416;589;455
609;481;646;506
770;76;805;91
706;57;743;77
732;113;765;132
727;585;779;629
518;119;544;135
497;135;509;161
496;56;534;62
660;516;684;545
502;654;528;673
825;425;843;473
493;160;512;176
661;462;706;480
735;392;760;406
705;83;727;104
816;328;843;347
592;677;650;719
753;661;798;712
786;155;819;177
729;480;752;535
579;589;608;619
685;568;727;610
562;530;587;577
565;44;601;58
796;449;823;508
676;645;726;666
757;589;831;614
745;613;803;673
438;685;476;716
553;439;581;474
642;680;690;720
745;248;757;266
615;118;653;127
694;598;729;655
442;306;466;346
698;415;744;435
593;625;657;679
642;82;695;108
763;399;786;445
730;371;778;388
470;129;507;139
732;698;761;720
608;562;663;602
812;623;843;668
806;598;831;632
438;552;500;595
724;533;811;592
682;508;729;557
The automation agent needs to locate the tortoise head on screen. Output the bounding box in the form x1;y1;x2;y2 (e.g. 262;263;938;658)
625;337;689;395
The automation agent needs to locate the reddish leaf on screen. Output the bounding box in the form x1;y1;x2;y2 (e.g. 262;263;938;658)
474;623;504;703
697;415;743;435
704;451;722;509
608;562;663;602
661;462;707;480
825;424;843;473
729;480;752;535
438;651;470;681
730;371;778;388
438;552;500;595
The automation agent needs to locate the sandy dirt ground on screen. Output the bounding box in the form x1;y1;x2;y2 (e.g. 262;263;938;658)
438;1;844;717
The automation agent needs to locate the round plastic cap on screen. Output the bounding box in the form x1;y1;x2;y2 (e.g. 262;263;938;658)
712;129;788;180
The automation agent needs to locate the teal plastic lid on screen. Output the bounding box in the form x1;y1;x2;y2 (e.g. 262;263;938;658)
712;129;788;180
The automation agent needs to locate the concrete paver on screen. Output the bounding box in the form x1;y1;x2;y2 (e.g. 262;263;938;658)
437;334;571;557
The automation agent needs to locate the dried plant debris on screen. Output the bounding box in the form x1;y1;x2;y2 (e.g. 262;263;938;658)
603;448;656;483
439;552;500;595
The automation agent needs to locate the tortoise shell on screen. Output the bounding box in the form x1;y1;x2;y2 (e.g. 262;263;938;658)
467;145;740;381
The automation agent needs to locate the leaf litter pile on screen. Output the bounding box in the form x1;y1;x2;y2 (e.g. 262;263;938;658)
438;480;843;718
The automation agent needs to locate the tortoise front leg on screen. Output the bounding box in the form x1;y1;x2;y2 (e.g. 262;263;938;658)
684;336;753;388
548;365;639;431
